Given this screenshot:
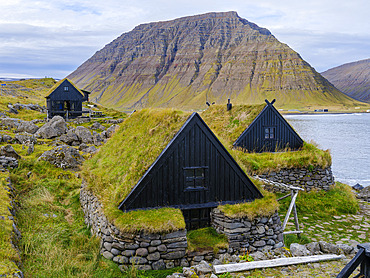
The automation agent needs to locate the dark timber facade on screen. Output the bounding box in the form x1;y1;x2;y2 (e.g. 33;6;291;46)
46;78;89;119
233;99;304;153
118;113;263;230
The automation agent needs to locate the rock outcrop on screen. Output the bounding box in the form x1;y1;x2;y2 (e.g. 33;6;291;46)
69;11;359;111
35;116;67;139
38;145;84;170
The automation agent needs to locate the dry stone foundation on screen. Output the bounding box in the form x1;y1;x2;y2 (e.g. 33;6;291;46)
211;208;284;253
80;182;188;270
258;166;334;192
80;182;285;270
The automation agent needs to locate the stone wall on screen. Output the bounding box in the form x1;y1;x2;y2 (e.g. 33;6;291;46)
258;166;334;192
80;182;285;270
80;182;188;271
211;208;284;253
1;178;23;278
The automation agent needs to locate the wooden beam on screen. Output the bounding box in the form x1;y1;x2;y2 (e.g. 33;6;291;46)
282;191;298;230
213;254;345;274
277;193;291;201
283;230;303;235
292;192;301;238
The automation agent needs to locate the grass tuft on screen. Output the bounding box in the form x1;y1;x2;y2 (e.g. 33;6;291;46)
218;189;279;220
187;227;228;253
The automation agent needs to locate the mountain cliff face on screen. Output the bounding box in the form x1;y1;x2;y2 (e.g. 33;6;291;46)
68;11;361;110
321;59;370;103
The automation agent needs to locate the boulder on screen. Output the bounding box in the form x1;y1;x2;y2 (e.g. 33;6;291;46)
105;124;119;138
27;142;35;155
357;186;370;201
59;129;79;145
14;133;37;145
0;134;13;143
37;145;84;169
16;121;39;134
337;244;354;255
306;242;321;255
92;131;104;146
82;145;98;154
290;243;310;256
90;122;105;130
75;126;93;144
194;260;213;275
0;145;21;159
35;116;67;139
319;241;339;254
0;118;22;129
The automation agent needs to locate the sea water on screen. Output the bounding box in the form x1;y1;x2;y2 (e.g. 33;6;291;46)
284;113;370;187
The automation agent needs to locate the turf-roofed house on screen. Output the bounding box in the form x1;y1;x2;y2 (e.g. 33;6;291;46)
234;99;304;153
118;111;262;229
81;108;284;270
46;78;90;119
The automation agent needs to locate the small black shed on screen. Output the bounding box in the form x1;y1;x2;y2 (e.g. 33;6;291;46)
233;99;304;153
118;112;263;230
46;78;90;119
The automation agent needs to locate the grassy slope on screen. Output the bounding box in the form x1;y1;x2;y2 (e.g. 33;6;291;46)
0;78;56;107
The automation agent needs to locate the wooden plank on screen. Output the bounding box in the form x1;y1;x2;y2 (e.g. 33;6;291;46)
292;199;301;238
214;254;345;274
283;230;303;235
277;193;291;201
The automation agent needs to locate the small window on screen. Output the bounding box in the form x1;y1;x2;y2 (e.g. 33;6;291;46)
184;167;207;190
64;86;69;91
265;127;275;139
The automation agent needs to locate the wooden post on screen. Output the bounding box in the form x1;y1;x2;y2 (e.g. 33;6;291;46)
282;190;298;230
292;190;301;238
254;177;303;236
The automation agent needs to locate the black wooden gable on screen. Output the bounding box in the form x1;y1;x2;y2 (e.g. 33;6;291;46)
118;112;263;213
46;79;84;101
233;99;304;153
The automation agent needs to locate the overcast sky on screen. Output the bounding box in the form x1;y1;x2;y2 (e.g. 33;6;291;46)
1;0;369;79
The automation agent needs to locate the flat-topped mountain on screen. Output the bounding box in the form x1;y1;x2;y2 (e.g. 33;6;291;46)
322;58;370;103
68;11;361;110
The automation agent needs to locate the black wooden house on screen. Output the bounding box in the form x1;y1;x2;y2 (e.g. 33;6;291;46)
233;99;304;153
118;112;263;230
46;78;89;119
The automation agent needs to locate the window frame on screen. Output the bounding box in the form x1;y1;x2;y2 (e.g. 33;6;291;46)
264;126;276;140
183;166;208;192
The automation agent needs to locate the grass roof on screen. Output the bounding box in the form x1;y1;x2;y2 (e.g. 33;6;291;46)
46;78;85;98
201;105;332;174
83;108;192;233
201;104;265;146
